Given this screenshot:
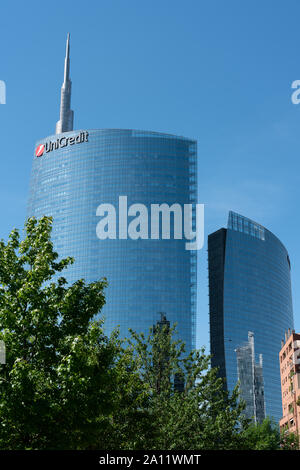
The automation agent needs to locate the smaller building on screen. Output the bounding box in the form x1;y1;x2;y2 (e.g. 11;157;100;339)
235;331;266;423
279;330;300;436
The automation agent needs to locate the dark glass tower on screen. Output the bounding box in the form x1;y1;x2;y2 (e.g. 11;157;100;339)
208;211;294;422
27;37;197;353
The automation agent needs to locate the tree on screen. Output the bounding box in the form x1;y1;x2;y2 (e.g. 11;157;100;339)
241;417;280;450
280;430;299;450
0;216;294;451
0;216;135;450
90;342;153;450
122;319;250;450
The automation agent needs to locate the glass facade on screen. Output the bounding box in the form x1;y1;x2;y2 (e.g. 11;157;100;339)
27;129;197;352
235;331;266;424
208;211;294;422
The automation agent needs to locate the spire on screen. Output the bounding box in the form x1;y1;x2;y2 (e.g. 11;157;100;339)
64;33;70;82
56;33;74;134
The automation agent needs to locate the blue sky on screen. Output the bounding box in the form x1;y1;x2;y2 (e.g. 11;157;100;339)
0;0;300;349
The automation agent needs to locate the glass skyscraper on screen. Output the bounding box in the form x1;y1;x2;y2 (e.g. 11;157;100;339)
208;211;294;422
27;35;197;352
28;129;197;351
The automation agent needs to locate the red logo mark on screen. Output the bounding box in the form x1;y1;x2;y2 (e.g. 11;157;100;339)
35;144;45;157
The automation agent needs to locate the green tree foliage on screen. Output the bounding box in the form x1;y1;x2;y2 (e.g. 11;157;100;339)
103;317;299;451
280;430;299;450
241;417;280;450
0;217;140;450
117;322;250;450
0;217;297;451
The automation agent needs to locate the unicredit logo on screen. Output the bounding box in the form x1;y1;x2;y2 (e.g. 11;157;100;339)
35;144;45;157
35;131;89;158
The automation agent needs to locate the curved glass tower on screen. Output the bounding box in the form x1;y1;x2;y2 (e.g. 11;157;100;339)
208;211;294;422
28;128;197;352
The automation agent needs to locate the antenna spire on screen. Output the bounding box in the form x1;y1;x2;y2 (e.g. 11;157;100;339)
64;32;70;82
56;33;74;134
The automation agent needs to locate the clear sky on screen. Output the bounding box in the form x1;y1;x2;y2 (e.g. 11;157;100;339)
1;0;300;349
